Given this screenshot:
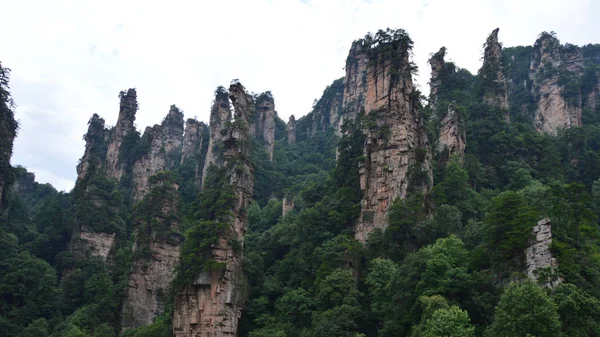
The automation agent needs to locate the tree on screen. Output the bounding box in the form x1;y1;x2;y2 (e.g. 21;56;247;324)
423;306;475;337
486;281;561;337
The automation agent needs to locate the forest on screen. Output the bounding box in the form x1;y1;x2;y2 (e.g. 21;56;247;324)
2;27;600;337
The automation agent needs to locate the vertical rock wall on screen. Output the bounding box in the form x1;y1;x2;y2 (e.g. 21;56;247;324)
122;179;182;329
105;89;138;181
201;89;232;189
286;115;296;144
173;82;255;337
76;114;108;181
530;33;583;134
428;47;446;110
131;106;184;202
181;119;205;164
479;29;510;119
349;31;433;243
525;218;561;287
254;93;276;160
437;104;466;162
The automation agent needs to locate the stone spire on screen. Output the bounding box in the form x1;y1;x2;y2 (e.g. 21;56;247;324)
173;82;255;337
530;32;583;134
344;29;433;243
428;46;446;109
76;114;108;181
254;92;276;160
287;115;296;144
437;104;466;163
479;28;509;115
105;88;138;181
201;87;232;189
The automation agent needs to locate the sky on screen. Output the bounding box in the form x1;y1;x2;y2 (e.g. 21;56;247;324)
2;0;599;192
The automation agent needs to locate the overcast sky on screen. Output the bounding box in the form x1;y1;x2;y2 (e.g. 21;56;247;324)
2;0;599;191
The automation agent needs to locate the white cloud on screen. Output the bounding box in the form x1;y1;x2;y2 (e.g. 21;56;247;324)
2;0;598;191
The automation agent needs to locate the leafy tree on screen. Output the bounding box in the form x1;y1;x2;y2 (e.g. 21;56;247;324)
486;281;561;337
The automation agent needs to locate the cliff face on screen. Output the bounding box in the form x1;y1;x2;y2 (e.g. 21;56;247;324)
350;30;433;243
131;106;184;201
530;33;583;134
0;65;18;212
525;218;561;287
105;89;138;181
286;115;296;144
201;88;232;189
173;82;254;337
77;114;108;181
310;78;345;136
122;177;182;330
428;47;446;109
437;105;466;162
181;119;205;164
479;29;510;114
254;93;276;160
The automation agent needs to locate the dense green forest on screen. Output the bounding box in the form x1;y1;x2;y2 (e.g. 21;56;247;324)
2;28;600;337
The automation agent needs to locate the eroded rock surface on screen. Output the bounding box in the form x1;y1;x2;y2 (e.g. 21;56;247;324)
105;89;138;181
531;33;582;134
525;218;561;287
173;82;255;337
350;30;433;242
254;93;276;160
287;115;296;144
479;29;509;114
122;179;182;330
437;104;465;162
201;88;232;189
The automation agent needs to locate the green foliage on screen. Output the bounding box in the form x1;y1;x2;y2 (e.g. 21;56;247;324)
422;306;475;337
486;281;561;337
175;165;235;286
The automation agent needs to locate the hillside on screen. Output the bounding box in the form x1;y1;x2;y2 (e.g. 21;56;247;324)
1;27;600;337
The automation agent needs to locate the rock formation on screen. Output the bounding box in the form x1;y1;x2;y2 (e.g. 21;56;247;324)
308;78;345;136
530;33;583;134
254;92;276;160
77;114;108;181
0;65;17;212
525;218;561;287
282;195;294;216
122;176;182;330
105;89;138;181
162;105;185;169
349;29;433;242
181;119;205;164
173;82;255;337
286;115;296;144
437;104;466;162
201;87;232;189
131;106;184;201
428;47;446;109
479;29;509;117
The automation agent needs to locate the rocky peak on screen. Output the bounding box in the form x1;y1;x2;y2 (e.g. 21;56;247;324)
308;78;345;136
161;105;185;169
254;92;276;160
479;28;509;113
173;82;255;337
181;118;204;164
131;125;166;201
105;89;138;181
77;114;107;181
122;173;182;330
287;115;296;144
348;29;433;242
530;32;583;134
525;218;561;287
201;87;232;189
428;46;446;108
437;104;465;163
